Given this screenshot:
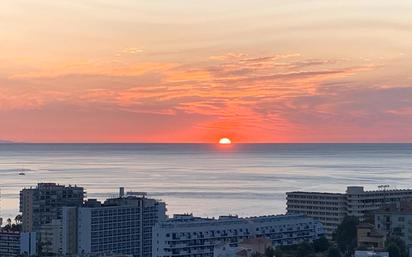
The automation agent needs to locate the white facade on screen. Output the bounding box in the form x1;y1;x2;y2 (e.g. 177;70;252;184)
153;214;324;257
354;250;389;257
287;186;412;236
69;193;166;257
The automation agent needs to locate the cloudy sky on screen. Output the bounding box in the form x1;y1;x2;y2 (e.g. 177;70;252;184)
1;0;412;142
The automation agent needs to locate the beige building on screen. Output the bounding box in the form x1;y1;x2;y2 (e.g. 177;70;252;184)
20;183;84;232
357;223;386;250
287;186;412;237
214;237;273;257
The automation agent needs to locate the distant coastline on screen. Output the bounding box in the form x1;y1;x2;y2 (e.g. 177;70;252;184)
0;140;14;143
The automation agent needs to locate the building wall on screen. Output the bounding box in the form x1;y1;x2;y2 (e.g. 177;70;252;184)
62;206;78;255
20;190;34;232
375;212;412;247
39;219;63;255
75;196;166;257
20;183;84;232
0;231;20;257
357;224;385;249
77;207;92;254
20;232;37;257
286;191;346;236
286;186;412;237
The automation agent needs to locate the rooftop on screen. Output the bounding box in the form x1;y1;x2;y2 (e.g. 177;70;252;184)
158;214;314;228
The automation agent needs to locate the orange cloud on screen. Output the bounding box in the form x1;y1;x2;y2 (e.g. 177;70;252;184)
1;52;408;143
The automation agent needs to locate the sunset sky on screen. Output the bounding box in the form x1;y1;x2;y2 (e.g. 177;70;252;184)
1;0;412;143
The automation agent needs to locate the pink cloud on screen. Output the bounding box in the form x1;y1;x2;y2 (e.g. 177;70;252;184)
1;52;410;142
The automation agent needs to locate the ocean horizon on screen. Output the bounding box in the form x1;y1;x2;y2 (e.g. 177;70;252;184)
1;143;412;220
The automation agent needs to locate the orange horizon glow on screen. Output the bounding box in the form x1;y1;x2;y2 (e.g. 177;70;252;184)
1;1;412;143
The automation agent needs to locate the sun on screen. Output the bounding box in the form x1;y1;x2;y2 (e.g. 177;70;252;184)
219;137;232;144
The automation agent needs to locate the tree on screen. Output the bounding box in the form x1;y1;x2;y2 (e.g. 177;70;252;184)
296;241;314;257
313;236;330;252
327;247;342;257
385;236;407;257
15;214;22;224
386;243;401;257
265;247;275;257
274;247;283;257
334;216;359;255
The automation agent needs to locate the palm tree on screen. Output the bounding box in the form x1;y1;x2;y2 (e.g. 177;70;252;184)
15;214;22;224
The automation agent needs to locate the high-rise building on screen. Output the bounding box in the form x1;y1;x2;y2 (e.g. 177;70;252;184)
153;214;324;257
286;186;412;236
62;189;166;257
19;183;85;232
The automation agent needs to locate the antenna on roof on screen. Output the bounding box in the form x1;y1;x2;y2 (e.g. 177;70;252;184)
378;185;390;190
378;185;390;205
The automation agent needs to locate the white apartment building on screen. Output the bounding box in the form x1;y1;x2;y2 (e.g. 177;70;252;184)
286;186;412;236
63;190;166;257
153;214;324;257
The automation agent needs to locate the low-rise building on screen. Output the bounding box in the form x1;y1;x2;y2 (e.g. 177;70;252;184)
214;237;272;257
153;214;324;257
374;200;412;248
357;223;386;250
0;231;20;257
0;231;37;257
286;186;412;236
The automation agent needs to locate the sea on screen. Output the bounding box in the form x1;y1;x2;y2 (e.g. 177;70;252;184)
1;143;412;220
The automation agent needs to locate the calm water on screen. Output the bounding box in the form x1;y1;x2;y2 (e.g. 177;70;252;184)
1;143;412;219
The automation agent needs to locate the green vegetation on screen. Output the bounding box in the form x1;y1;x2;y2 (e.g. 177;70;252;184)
313;236;330;252
327;247;342;257
333;216;359;256
1;215;22;232
260;237;331;257
385;236;407;257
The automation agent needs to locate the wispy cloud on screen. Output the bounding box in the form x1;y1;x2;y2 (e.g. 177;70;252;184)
1;51;396;142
